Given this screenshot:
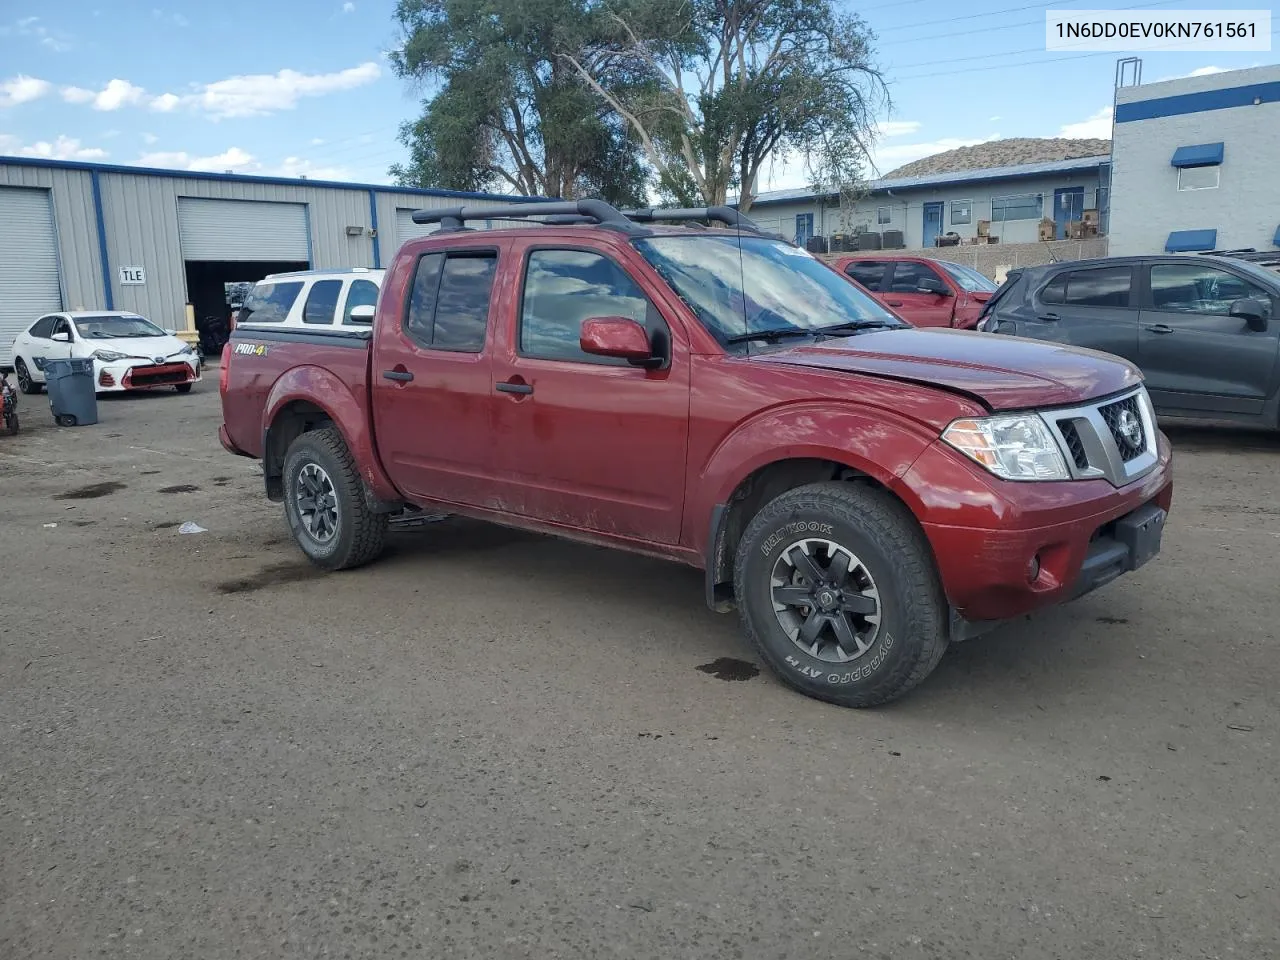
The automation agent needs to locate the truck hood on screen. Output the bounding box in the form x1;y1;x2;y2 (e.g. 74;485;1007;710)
751;328;1142;411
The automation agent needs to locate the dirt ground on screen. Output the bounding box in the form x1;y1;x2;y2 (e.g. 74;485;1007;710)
1;383;1277;959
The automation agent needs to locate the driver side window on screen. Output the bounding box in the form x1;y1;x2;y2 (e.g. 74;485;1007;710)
1149;264;1272;318
51;317;73;339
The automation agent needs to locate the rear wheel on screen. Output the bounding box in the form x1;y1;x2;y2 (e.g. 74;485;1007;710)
282;427;387;570
3;410;17;435
733;481;949;708
15;359;41;395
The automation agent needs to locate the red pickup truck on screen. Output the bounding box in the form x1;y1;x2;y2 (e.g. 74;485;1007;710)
219;202;1172;708
833;255;998;329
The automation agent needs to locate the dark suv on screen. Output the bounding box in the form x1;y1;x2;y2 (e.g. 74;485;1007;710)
980;255;1280;427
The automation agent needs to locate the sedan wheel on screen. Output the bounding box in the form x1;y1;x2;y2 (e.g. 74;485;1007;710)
15;359;40;395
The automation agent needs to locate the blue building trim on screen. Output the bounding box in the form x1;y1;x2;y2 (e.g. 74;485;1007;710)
1170;142;1224;168
304;205;314;266
368;189;381;269
90;170;114;310
0;154;544;203
1117;82;1280;123
1165;229;1217;252
1274;224;1280;247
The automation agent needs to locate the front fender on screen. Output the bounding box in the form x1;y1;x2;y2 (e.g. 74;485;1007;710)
262;364;400;503
688;400;940;556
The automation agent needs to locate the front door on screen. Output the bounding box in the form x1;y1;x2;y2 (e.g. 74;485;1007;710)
1053;187;1085;240
922;202;943;248
490;245;690;545
371;245;503;506
882;261;955;327
1138;262;1280;415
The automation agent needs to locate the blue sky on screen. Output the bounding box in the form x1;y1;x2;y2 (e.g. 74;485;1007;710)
0;0;1275;191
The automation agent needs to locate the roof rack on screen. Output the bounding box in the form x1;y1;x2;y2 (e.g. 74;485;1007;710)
1198;248;1280;268
410;199;766;235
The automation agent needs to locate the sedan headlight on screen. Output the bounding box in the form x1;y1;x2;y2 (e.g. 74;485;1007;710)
177;344;195;356
92;349;128;362
942;414;1069;481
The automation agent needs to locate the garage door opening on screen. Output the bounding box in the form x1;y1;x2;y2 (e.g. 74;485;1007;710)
185;260;308;353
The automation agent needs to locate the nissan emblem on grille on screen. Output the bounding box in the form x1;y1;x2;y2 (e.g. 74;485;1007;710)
1116;408;1143;450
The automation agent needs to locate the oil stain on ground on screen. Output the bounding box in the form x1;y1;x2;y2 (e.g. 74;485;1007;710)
696;657;760;682
217;562;322;595
54;481;126;500
210;476;232;486
159;484;200;494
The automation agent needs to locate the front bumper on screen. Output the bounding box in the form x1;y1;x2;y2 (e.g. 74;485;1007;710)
910;434;1174;622
95;357;200;392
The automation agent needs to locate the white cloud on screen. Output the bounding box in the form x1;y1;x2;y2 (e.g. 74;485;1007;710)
138;146;257;172
273;156;350;180
183;61;382;118
988;115;1002;122
310;137;326;145
0;133;108;160
142;132;159;144
150;92;181;112
342;1;355;11
1;16;73;52
0;73;53;107
1057;106;1113;140
63;78;147;110
876;120;922;139
1188;65;1229;78
61;85;96;104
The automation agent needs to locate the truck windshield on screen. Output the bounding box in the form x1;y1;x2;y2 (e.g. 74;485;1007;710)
937;261;998;293
634;234;906;351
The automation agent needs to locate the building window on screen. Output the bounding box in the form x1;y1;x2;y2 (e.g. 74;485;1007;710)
876;206;892;225
950;200;972;225
990;194;1043;221
1178;166;1219;191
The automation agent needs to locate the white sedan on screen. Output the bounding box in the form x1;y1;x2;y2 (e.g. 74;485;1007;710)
10;311;201;395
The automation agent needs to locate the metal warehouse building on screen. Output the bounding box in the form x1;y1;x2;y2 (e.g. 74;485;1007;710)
0;157;535;366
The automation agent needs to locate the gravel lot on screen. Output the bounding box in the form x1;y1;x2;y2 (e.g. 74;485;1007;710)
2;382;1277;959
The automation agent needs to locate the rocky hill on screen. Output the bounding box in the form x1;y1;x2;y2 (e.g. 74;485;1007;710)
883;137;1111;179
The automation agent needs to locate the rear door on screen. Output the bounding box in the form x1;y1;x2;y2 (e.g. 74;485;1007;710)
371;242;504;506
883;261;954;327
1138;261;1280;415
1017;264;1139;363
488;242;691;544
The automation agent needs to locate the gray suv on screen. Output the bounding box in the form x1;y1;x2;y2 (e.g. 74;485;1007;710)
979;254;1280;428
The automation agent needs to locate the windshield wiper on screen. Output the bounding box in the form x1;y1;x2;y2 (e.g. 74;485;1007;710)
724;327;818;345
814;320;903;337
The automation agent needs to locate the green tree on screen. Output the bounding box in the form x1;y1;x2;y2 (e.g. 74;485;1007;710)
389;0;649;204
562;0;887;212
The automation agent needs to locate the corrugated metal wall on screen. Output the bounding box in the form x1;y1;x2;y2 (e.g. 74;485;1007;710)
0;160;544;333
0;163;103;311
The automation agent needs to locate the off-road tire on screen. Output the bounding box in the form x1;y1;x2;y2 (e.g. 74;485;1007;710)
733;481;949;708
282;427;388;571
15;359;41;395
175;383;193;394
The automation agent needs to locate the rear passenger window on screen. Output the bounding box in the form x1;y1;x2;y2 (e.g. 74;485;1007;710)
1039;275;1066;304
303;280;342;325
29;316;58;339
342;279;379;325
241;281;304;323
1063;267;1132;308
845;262;887;289
403;252;496;353
520;249;653;365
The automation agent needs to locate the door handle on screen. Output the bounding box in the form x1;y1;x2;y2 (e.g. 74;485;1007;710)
885;300;904;307
382;369;414;382
1038;313;1060;321
1144;324;1174;335
496;380;533;395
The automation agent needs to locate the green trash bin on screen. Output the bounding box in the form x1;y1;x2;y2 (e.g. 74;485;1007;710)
43;357;98;427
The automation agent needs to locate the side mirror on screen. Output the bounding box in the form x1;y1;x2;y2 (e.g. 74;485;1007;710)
348;304;376;324
917;277;951;296
51;331;71;343
579;316;655;365
1230;297;1271;332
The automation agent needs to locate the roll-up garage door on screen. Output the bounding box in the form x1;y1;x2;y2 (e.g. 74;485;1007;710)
0;186;62;366
178;198;310;261
396;207;441;247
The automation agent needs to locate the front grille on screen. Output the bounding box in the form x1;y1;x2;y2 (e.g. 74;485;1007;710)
1098;395;1147;462
128;363;190;387
1057;419;1089;469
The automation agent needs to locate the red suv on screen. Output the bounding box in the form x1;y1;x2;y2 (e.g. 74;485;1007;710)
834;255;998;329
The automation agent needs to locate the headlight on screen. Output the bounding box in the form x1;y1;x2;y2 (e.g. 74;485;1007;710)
942;414;1069;481
178;344;195;356
92;349;127;362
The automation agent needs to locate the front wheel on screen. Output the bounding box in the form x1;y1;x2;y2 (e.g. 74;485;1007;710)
15;359;41;395
175;383;193;394
282;427;388;571
733;481;949;708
